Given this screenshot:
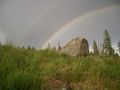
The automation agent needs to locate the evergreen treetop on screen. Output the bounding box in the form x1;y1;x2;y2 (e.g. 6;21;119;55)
103;29;112;56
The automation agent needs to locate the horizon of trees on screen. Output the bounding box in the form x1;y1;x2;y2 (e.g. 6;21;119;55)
92;29;119;56
46;29;120;56
0;29;120;56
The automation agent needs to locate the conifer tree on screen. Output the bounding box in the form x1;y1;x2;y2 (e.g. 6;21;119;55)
97;43;101;55
47;43;51;50
53;46;57;51
118;41;120;54
93;39;99;55
99;42;103;54
32;47;35;50
58;41;61;51
28;46;31;50
103;29;112;56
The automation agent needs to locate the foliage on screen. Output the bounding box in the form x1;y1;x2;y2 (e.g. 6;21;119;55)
47;43;51;50
103;29;113;56
58;41;62;51
93;39;99;56
118;41;120;54
0;45;44;90
0;44;120;90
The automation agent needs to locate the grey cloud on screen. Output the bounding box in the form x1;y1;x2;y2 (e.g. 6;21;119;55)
0;0;120;50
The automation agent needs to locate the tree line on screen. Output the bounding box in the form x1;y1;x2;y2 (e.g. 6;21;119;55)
47;29;120;56
93;29;120;56
0;29;119;56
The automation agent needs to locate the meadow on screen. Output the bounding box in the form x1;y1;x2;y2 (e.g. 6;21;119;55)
0;44;120;90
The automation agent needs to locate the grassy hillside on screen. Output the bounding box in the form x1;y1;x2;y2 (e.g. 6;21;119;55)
0;44;120;90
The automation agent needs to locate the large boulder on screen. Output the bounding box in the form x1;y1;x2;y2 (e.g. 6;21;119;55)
60;37;89;57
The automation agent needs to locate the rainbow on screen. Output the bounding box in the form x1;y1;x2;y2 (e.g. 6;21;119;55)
41;4;120;49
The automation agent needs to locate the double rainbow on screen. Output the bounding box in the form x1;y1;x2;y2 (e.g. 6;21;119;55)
41;4;119;49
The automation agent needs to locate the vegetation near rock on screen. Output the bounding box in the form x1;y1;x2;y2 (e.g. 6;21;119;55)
58;41;62;51
103;29;112;56
93;39;99;56
0;30;120;90
60;37;89;57
0;43;120;90
118;41;120;54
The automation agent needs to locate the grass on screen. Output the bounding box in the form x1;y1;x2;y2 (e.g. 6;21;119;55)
0;44;120;90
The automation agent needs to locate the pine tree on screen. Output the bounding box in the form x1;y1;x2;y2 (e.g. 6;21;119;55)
47;43;51;50
32;47;35;50
93;39;99;55
28;46;31;50
53;46;57;51
58;41;61;51
97;43;101;55
99;42;103;54
118;41;120;54
103;29;112;56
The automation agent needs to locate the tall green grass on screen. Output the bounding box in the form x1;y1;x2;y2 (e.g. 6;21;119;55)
0;45;44;90
0;44;120;90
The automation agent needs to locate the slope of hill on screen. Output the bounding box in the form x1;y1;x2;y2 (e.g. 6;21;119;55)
0;45;120;90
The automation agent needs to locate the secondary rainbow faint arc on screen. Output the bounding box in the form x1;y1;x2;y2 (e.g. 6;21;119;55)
17;0;63;44
41;4;120;49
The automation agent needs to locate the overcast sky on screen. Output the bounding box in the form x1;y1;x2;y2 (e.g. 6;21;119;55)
0;0;120;51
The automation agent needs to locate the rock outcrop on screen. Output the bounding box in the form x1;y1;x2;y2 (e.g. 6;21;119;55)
60;37;89;57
